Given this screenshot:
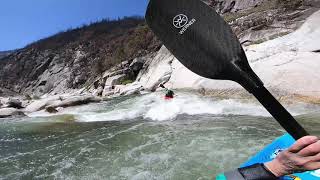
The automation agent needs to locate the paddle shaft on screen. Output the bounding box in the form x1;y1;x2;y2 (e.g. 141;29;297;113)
252;86;309;140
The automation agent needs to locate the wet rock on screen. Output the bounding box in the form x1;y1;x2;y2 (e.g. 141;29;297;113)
45;107;58;114
313;49;320;53
6;98;24;109
130;57;146;75
11;111;26;118
0;108;26;118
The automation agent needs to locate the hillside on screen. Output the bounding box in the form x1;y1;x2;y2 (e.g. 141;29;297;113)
0;17;161;96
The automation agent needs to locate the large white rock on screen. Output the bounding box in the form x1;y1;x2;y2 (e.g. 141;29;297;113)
137;46;175;91
120;83;143;96
25;98;59;112
252;52;320;97
47;96;101;108
245;10;320;97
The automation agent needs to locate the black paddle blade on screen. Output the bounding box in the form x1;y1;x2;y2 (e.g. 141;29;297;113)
146;0;309;140
145;0;263;92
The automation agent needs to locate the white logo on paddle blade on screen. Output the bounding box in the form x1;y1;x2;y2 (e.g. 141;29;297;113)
173;14;196;35
173;14;188;28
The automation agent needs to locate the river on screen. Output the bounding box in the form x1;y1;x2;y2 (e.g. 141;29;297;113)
1;92;319;180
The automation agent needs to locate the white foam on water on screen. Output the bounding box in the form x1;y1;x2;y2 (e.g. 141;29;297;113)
76;92;271;122
27;92;318;122
143;94;270;121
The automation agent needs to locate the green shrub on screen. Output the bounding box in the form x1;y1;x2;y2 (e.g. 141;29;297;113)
120;79;134;85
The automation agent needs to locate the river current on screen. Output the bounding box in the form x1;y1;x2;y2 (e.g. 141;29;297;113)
1;92;319;180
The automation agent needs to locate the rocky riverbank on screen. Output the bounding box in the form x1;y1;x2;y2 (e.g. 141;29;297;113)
0;95;105;118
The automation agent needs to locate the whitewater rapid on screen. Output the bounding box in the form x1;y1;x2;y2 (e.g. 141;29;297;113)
28;92;319;122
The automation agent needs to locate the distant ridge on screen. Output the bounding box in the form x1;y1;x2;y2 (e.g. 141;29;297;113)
0;50;15;60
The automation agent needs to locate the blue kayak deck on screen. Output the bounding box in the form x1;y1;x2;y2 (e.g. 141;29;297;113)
242;134;320;180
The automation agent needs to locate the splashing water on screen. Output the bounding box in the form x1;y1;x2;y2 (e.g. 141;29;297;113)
28;92;315;122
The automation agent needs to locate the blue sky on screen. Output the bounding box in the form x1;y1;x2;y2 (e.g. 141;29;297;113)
0;0;149;51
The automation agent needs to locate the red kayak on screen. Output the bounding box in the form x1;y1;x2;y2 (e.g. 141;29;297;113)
164;96;174;100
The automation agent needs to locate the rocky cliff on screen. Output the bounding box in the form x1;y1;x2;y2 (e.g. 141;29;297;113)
0;17;161;97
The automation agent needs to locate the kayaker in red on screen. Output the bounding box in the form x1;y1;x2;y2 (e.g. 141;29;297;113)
160;84;174;100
